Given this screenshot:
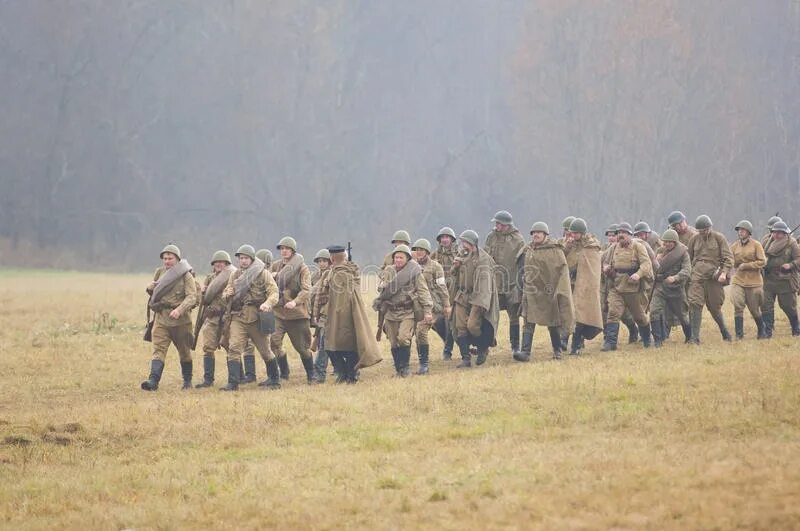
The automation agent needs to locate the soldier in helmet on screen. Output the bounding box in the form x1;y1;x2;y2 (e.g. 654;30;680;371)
431;226;457;359
141;244;198;391
513;222;574;361
667;211;697;247
600;225;640;345
760;216;782;249
450;230;500;367
269;236;317;384
559;216;576;244
195;250;236;388
484;211;525;356
563;218;603;354
761;221;800;337
383;230;412;267
375;244;433;377
729;220;766;340
602;224;619;251
634;221;662;253
686;215;734;343
221;244;280;390
650;230;692;346
411;238;451;374
601;223;653;351
309;249;334;382
256;249;273;269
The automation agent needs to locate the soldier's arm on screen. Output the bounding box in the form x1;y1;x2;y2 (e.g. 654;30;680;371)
739;241;766;270
146;268;161;294
175;273;197;315
635;243;653;278
718;233;734;273
414;274;434;313
433;263;451;309
676;253;692;283
222;271;236;300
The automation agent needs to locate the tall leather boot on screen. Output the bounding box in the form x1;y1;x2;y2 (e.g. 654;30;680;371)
277;354;290;380
509;324;520;355
601;323;619;352
416;344;430;375
734;316;744;340
639;323;652;348
623;317;638;344
141;359;165;391
301;355;319;384
681;323;692;344
390;347;400;375
242;354;257;384
711;311;732;342
514;324;534;362
398;346;412;377
195;356;215;388
456;337;471;368
689;307;702;344
548;326;563;359
762;310;774;338
789;312;800;336
180;361;193;389
343;351;359;384
651;316;664;348
755;316;767;339
443;329;454;360
219;359;240;391
569;324;583;355
263;358;281;389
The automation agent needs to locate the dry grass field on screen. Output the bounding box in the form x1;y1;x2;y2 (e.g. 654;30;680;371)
1;270;799;530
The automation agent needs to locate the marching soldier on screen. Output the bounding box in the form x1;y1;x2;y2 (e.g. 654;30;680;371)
383;230;412;267
431;227;457;359
450;230;500;367
729;220;766;340
256;249;273;269
634;221;662;252
411;239;451;374
513;222;574;361
760;216;782;249
686;215;734;343
310;249;334;382
565;218;603;354
601;225;641;345
667;211;697;247
650;230;692;346
484;211;525;355
601;223;653;351
141;244;198;391
195;250;236;388
221;244;280;390
761;221;800;337
375;244;433;377
559;216;576;243
270;237;318;384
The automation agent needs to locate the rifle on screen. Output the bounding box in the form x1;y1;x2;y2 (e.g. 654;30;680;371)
143;297;154;342
347;241;352;262
191;301;206;350
376;303;386;342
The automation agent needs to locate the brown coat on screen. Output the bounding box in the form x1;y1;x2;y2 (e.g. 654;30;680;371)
451;248;500;343
378;262;434;321
224;268;279;324
271;256;312;320
687;230;734;281
148;267;197;327
678;226;698;247
570;234;604;330
606;240;653;294
730;238;765;288
418;256;450;315
517;238;575;329
484;227;525;296
763;237;800;293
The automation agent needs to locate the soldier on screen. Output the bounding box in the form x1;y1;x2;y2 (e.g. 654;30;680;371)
601;222;653;351
686;215;734;343
650;230;692;346
195;250;236;388
141;244;198;391
601;225;640;345
270;236;317;384
383;230;412;267
484;211;525;355
729;220;766;340
602;224;618;251
634;221;662;252
256;249;273;269
513;222;574;361
761;221;800;337
450;230;500;367
559;216;576;243
221;244;280;390
564;218;603;354
321;245;382;383
411;238;451;374
667;211;697;247
374;244;433;377
431;226;457;359
310;249;334;382
760;216;782;249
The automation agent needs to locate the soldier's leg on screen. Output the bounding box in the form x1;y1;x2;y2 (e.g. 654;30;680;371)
415;319;432;375
454;304;472;368
620;309;638;344
313;332;329;383
507;301;521;355
624;293;651;348
384;319;402;374
602;290;624;351
241;337;257;384
285;319;317;384
650;292;666;347
222;318;247;391
687;279;706;344
397;318;416;376
141;322;170;391
515;321;535;362
776;291;800;336
730;284;746;340
196;320;219;388
169;323;194;389
270;318;290;380
432;315;451;361
665;297;691;343
248;323;280;389
705;279;731;341
761;288;776;338
745;287;766;339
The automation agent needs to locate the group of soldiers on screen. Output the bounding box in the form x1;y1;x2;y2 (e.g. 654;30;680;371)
139;210;800;391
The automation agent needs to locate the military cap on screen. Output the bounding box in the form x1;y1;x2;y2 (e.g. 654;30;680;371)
327;245;347;254
661;229;679;243
771;221;790;234
459;230;480;247
436;227;456;241
235;244;256;260
734;220;753;235
562;216;576;230
255;249;273;264
695;215;712;230
313;249;331;262
160;244;181;260
633;221;651;234
411;238;432;253
392;244;413;260
391;230;411;244
210;250;231;265
616;222;634;235
667;211;687;225
491;210;514;225
276;236;297;252
530;221;549;235
569;218;588;234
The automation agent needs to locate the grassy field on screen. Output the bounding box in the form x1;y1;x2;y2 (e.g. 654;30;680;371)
0;270;799;530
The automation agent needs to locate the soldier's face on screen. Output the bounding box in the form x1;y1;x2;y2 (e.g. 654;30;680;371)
617;232;631;244
635;232;646;240
393;253;408;268
772;231;786;241
316;259;330;271
212;261;226;273
495;222;509;232
738;229;750;240
672;220;688;233
532;231;546;244
663;241;676;252
606;233;617;243
461;241;476;254
239;255;253;268
568;231;582;241
162;253;178;269
279;247;293;260
413;249;428;261
438;235;453;247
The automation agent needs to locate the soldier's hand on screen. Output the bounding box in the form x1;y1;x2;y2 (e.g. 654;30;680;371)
169;308;182;319
451;259;462;269
201;286;207;295
146;282;156;294
665;275;677;284
629;273;640;282
717;272;727;284
423;313;434;324
223;286;234;298
285;300;297;310
259;302;272;312
444;306;452;319
603;264;611;274
782;263;793;272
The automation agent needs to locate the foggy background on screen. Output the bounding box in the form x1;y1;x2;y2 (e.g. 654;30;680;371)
2;1;799;271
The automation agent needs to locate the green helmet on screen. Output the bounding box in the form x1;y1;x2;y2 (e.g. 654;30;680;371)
313;249;331;263
235;244;256;260
735;220;753;235
562;216;576;231
160;244;181;260
530;221;550;235
667;211;686;225
695;215;712;230
633;221;651;234
391;230;411;244
616;222;634;235
255;249;273;264
767;216;782;229
569;218;587;234
459;229;480;247
392;244;412;260
210;250;231;265
491;210;513;225
276;236;297;252
605;223;619;236
771;221;790;234
661;229;679;243
411;238;432;253
436;227;456;242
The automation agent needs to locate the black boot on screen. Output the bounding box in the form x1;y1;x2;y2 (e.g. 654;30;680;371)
639;323;652;348
300;355;319;384
601;323;619;352
180;361;193;389
242;354;257;384
790;313;800;336
762;310;774;338
756;316;767;339
277;355;290;380
734;316;744;340
623;317;638;344
443;329;454;360
219;360;240;391
689;307;702;345
681;323;692;344
195;356;215;388
509;324;520;355
456;337;471;368
390;347;400;375
416;344;430;375
261;358;281;389
711;311;732;342
398;346;412;377
569;324;583;355
548;327;563;359
141;359;165;391
343;351;359;384
651;316;664;348
514;325;534;362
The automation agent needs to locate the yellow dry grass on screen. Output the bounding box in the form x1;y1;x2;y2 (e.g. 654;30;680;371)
0;270;799;530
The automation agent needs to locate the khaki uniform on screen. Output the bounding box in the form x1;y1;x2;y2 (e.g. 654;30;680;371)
450;249;500;350
605;240;653;326
415;257;450;346
650;246;691;327
730;238;765;319
224;267;279;364
148;266;197;363
379;264;433;348
270;259;313;362
485;228;525;350
687;230;733;312
200;271;232;357
762;237;800;330
641;232;662;253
